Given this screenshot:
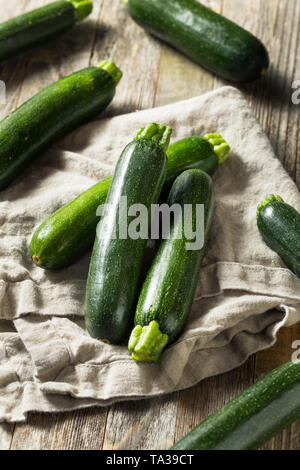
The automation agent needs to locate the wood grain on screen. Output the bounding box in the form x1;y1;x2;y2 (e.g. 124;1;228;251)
0;0;299;450
223;0;300;184
10;408;108;450
92;0;162;116
102;395;178;450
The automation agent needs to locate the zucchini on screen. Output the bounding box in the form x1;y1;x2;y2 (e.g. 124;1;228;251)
171;361;300;450
0;60;122;191
128;169;214;362
0;0;93;62
84;123;171;344
30;133;229;269
127;0;269;83
257;195;300;278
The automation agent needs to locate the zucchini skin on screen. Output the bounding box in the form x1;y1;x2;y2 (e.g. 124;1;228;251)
257;195;300;278
127;0;269;83
130;169;214;359
171;361;300;450
0;1;92;62
0;65;118;192
163;136;218;194
84;136;168;344
31;135;228;270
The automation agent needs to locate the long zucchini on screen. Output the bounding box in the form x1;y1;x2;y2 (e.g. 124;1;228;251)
171;361;300;450
127;0;269;83
128;169;214;362
30;133;229;269
0;0;93;62
84;123;171;344
0;60;122;191
257;195;300;278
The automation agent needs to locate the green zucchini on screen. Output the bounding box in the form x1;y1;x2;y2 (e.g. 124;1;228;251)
257;195;300;278
84;123;171;344
127;0;269;83
171;361;300;450
30;133;229;270
0;60;122;192
128;169;214;362
0;0;93;62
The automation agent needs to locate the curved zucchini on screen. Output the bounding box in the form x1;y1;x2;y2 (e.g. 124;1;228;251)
257;195;300;278
30;133;229;270
0;0;93;62
84;123;171;344
128;169;214;362
0;60;122;192
127;0;269;83
171;361;300;450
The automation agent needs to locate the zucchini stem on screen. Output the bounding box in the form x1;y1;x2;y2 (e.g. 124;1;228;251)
128;321;169;362
134;123;172;152
203;133;230;164
257;194;284;218
69;0;93;22
32;255;42;267
99;60;123;85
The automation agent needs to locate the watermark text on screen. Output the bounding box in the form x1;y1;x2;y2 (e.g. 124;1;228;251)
96;197;205;251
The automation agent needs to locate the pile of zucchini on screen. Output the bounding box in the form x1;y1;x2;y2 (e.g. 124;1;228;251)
84;124;227;350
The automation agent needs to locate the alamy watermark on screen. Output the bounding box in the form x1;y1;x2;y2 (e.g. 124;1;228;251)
0;80;6;105
96;197;205;251
292;340;300;364
292;80;300;105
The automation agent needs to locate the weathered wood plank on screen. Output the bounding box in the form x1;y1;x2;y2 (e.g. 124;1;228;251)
155;0;223;107
0;423;14;450
224;0;300;184
92;0;162;116
102;394;178;450
10;408;108;450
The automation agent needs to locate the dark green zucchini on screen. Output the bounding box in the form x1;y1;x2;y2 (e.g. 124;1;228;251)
257;194;300;278
171;361;300;450
128;169;214;362
0;0;93;62
84;123;171;344
127;0;269;83
30;133;229;270
0;60;122;192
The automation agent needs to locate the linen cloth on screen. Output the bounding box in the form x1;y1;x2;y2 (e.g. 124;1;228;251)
1;86;300;422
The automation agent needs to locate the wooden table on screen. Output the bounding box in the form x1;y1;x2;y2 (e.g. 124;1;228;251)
0;0;300;450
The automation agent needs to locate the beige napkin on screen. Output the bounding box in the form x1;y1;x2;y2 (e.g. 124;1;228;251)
1;86;300;423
